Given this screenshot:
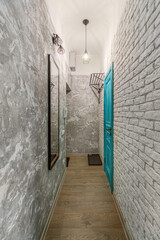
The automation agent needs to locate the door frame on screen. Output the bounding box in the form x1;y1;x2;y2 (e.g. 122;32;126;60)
104;62;114;193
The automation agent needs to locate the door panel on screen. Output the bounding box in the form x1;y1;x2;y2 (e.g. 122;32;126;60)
104;63;113;193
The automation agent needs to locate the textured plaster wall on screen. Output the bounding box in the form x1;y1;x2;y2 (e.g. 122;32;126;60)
0;0;68;239
99;0;160;239
66;75;99;153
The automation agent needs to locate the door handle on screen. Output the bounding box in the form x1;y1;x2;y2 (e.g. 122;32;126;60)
106;128;111;131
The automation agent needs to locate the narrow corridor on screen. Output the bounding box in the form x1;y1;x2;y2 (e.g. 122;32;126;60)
45;155;126;240
1;0;160;239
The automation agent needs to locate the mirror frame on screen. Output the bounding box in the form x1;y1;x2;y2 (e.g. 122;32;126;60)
48;54;59;170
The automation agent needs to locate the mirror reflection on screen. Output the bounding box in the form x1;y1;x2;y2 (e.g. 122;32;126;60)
48;54;59;170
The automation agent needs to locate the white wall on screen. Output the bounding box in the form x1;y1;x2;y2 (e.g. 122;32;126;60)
45;0;127;77
99;0;160;239
71;54;103;75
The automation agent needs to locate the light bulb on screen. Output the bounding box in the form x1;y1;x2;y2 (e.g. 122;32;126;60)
82;51;90;64
57;45;65;55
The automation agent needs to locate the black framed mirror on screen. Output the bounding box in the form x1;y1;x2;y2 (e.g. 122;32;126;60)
48;54;59;170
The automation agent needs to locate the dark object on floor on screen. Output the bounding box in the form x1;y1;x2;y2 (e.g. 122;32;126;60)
88;154;102;166
66;157;70;167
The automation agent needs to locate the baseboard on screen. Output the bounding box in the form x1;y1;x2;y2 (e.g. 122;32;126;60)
112;195;133;240
66;152;99;157
40;168;66;240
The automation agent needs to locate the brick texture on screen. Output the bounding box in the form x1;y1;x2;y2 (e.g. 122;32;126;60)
99;0;160;239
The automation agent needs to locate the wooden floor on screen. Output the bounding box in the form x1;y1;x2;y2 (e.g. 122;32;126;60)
45;155;126;240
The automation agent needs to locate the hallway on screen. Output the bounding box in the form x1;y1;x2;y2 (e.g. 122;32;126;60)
1;0;160;239
45;155;126;240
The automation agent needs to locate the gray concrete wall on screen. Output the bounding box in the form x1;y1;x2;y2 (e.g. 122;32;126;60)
66;75;99;153
99;0;160;239
0;0;68;239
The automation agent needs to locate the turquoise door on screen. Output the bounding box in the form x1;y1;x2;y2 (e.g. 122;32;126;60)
104;63;114;193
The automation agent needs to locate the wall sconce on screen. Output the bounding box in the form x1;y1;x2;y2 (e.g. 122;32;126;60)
52;34;65;55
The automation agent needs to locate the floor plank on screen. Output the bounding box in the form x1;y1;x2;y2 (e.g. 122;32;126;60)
46;228;126;240
45;155;126;240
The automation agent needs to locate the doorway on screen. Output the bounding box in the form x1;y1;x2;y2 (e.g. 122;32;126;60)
104;63;114;193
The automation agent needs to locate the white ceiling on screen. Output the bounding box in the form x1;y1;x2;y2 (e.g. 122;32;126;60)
45;0;127;57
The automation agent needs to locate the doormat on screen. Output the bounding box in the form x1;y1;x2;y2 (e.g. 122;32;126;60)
66;157;70;167
88;154;102;166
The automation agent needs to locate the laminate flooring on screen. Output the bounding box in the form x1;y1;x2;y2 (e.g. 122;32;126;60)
45;155;127;240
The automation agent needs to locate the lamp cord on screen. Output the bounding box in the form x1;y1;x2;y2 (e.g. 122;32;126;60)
85;24;87;52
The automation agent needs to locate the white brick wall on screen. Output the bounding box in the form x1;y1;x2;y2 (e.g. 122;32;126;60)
99;0;160;239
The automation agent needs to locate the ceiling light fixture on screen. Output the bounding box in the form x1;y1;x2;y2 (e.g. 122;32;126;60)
82;19;90;64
